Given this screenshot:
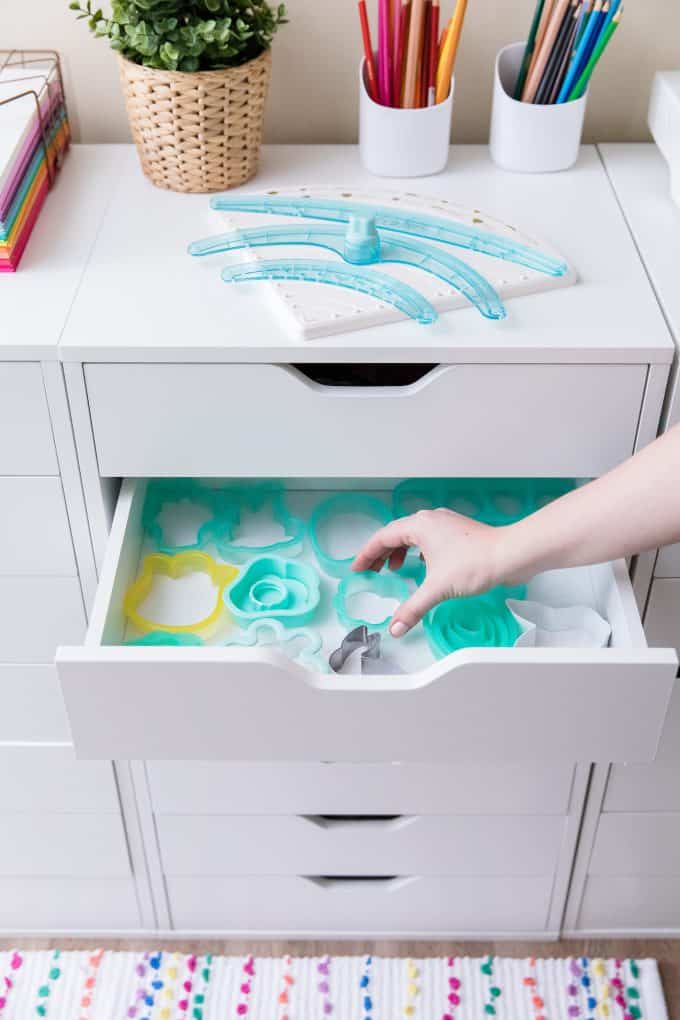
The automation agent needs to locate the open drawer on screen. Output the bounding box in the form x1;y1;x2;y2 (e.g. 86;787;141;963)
57;479;677;761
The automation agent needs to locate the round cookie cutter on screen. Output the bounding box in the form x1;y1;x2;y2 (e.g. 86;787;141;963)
309;492;393;577
123;551;238;637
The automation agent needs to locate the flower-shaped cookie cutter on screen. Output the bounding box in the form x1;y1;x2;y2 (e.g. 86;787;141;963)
309;492;393;577
223;618;329;672
123;551;238;636
224;555;321;627
125;630;205;646
203;484;305;562
142;480;229;554
334;570;410;633
423;585;527;658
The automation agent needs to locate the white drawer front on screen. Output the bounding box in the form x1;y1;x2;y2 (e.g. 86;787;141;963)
654;543;680;578
0;813;131;877
0;878;140;930
84;363;646;478
0;364;57;475
605;764;680;812
148;761;574;815
0;748;119;812
0;576;85;662
578;875;680;931
590;812;680;876
0;478;75;575
645;578;680;652
57;480;677;761
157;813;564;877
166;875;552;933
0;666;71;744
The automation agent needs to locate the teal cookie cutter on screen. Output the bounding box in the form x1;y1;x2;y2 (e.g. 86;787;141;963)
222;618;328;672
220;258;438;325
189;223;506;320
202;484;305;562
224;555;321;627
209;194;569;278
424;585;527;658
125;631;205;646
334;570;411;633
392;478;536;527
142;480;228;554
309;493;393;577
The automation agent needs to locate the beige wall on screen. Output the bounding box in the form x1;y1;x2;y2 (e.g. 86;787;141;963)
1;0;676;144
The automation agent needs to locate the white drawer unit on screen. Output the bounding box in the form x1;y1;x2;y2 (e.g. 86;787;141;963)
156;812;565;877
57;478;677;762
0;878;140;932
0;665;71;744
84;362;647;479
0;576;85;663
0;364;57;475
0;477;76;575
165;874;553;934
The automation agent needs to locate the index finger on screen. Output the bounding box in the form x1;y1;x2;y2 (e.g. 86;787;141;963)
352;517;419;573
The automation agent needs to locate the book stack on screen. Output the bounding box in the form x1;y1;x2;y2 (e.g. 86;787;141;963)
0;52;70;272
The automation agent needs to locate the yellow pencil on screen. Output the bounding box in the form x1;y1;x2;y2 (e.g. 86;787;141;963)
435;0;468;104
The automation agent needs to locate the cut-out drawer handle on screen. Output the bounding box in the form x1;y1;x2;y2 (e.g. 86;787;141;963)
302;814;415;832
304;875;415;893
291;363;439;389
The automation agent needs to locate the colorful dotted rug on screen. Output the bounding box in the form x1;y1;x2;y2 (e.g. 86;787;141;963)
0;951;667;1019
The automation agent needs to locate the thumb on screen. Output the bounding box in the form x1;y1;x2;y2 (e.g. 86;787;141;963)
389;579;441;637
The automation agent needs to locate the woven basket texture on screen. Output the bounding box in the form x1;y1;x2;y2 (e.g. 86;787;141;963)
118;49;271;193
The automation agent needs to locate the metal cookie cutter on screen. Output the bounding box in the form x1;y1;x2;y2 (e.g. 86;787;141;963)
329;625;404;675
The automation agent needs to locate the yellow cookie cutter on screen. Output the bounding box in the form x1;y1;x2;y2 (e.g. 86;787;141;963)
123;551;238;636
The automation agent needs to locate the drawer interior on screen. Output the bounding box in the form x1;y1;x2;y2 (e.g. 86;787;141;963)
94;477;643;673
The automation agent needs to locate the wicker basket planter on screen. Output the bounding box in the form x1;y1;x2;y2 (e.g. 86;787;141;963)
118;49;272;193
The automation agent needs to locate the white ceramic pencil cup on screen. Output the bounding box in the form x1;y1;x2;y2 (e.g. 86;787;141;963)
358;58;454;177
489;41;587;173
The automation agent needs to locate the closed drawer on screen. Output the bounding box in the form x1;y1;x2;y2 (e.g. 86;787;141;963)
148;761;575;815
0;878;140;930
605;764;680;812
653;543;680;579
0;364;57;475
166;874;552;933
157;813;564;877
0;748;119;812
590;813;680;876
644;578;680;652
84;363;646;478
0;478;75;575
0;665;71;744
0;813;131;877
57;479;677;761
578;875;680;931
0;576;85;662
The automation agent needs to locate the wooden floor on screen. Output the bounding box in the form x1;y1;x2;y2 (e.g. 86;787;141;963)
1;938;678;1013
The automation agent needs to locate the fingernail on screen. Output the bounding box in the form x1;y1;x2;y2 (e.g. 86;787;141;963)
390;621;408;637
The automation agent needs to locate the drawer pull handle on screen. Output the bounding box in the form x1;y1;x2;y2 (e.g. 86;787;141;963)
303;814;414;832
304;875;415;893
292;364;439;388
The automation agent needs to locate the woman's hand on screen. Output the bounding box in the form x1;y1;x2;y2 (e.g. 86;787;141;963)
352;508;514;637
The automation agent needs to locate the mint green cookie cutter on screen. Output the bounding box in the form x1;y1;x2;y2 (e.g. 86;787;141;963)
309;493;393;577
424;585;527;658
532;478;576;509
142;480;228;554
125;631;205;647
202;484;305;562
392;479;535;526
223;618;329;672
334;570;411;633
224;555;321;627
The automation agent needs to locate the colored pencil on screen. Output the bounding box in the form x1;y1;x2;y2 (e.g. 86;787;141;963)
403;0;425;107
556;0;601;101
358;0;379;101
378;0;392;105
522;0;570;101
526;0;555;80
572;0;592;49
393;0;410;105
569;5;621;98
427;0;440;104
534;0;577;103
514;0;547;99
547;3;580;102
435;0;468;104
419;0;432;106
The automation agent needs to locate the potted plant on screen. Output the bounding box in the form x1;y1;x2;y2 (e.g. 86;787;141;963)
70;0;287;192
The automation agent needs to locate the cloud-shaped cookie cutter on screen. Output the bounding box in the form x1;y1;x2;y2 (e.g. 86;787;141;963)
224;555;321;627
334;570;410;633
